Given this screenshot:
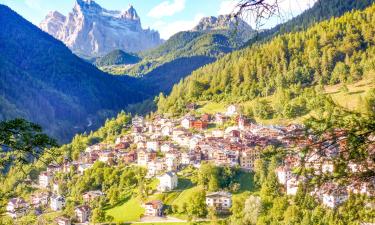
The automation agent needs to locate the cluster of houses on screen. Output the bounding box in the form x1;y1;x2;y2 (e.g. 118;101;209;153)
275;129;375;208
7;104;373;222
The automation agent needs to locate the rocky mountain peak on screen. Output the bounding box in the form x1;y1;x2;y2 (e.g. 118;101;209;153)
121;4;140;21
39;1;162;58
193;14;253;32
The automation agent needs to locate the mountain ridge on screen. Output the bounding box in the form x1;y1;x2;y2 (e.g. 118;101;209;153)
39;0;162;58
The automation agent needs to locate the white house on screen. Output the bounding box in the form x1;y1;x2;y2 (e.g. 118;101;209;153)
276;166;292;186
147;141;160;151
286;177;299;195
226;105;239;117
6;198;29;218
322;188;348;208
31;192;49;207
50;195;65;211
78;163;93;175
147;159;165;177
144;200;163;216
161;125;173;136
39;171;52;188
181;116;195;129
158;172;178;192
206;191;232;211
161;143;173;153
75;205;91;223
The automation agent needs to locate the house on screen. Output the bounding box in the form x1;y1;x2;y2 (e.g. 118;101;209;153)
50;195;65;211
212;130;224;138
31;192;49;207
144;200;163;216
238;115;248;130
240;148;259;171
137;149;156;166
47;163;62;173
147;159;165;177
206;191;232;211
192;120;208;130
55;216;71;225
6;198;29;218
322;187;348;208
122;150;137;164
181;116;195;129
132;116;144;127
161;143;174;153
201;113;211;122
78;163;93;174
214;113;227;125
165;156;179;171
161;125;173;136
158;172;178;192
286;177;299;195
83;190;104;202
75;205;91;223
39;171;52;188
276;166;292;186
226;105;239;117
147;141;160;151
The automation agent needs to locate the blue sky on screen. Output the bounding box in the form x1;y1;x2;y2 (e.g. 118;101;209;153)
0;0;317;39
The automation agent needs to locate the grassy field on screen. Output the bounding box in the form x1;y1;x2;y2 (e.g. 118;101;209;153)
106;197;145;222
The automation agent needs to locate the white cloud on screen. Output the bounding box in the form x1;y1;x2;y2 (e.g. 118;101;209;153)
152;13;205;39
148;0;186;19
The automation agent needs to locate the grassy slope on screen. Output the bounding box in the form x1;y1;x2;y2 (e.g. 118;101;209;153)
196;78;375;125
105;197;145;222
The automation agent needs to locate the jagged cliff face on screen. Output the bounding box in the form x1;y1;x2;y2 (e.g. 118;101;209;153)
40;0;162;58
193;15;255;43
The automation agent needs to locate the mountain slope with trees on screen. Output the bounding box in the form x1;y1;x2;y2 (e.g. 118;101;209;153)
158;4;375;118
0;5;148;143
244;0;375;47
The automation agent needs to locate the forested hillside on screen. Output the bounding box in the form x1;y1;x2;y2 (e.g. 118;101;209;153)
244;0;375;47
0;5;148;143
158;4;375;118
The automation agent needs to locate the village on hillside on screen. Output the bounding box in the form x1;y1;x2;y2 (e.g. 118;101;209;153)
6;104;374;224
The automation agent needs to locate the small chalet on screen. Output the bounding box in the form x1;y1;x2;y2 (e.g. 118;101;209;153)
50;195;65;211
31;192;49;207
214;113;227;125
157;172;178;192
192;120;208;130
321;184;349;208
144;200;163;216
206;191;232;211
226;105;239;117
83;190;104;202
39;171;52;188
75;205;91;223
239;148;259;171
6;198;29;218
275;166;292;186
181;116;195;129
137;148;157;166
286;177;299;195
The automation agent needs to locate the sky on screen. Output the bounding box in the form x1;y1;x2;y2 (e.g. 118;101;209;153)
0;0;317;39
